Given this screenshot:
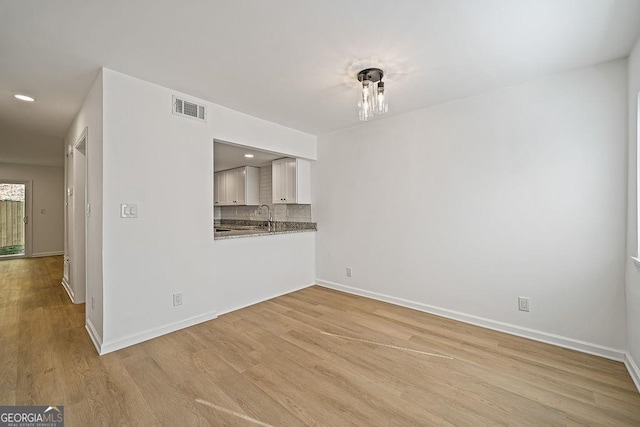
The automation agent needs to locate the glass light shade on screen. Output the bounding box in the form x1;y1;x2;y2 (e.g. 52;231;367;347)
373;81;388;114
358;81;374;121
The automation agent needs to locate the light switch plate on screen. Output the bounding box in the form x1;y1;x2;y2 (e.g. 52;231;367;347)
121;203;138;218
518;296;530;312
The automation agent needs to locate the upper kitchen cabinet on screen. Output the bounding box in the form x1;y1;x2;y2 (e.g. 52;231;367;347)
214;171;226;205
215;166;259;206
272;158;311;204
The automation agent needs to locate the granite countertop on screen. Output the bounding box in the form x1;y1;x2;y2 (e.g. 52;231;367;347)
214;220;317;240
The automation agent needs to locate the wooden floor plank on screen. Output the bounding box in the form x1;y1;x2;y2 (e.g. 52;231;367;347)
1;257;639;425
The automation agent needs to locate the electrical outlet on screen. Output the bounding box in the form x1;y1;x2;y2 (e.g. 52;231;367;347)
121;203;138;218
518;296;530;312
173;293;183;306
346;267;352;277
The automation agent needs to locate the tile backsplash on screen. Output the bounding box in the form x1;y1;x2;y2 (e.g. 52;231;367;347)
215;165;312;222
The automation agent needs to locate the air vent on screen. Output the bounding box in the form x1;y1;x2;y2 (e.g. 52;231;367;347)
172;95;206;122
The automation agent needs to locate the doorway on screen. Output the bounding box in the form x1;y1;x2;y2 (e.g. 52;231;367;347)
0;181;32;258
62;129;87;303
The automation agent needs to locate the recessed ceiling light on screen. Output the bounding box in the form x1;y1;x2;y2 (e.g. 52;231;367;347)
244;154;254;158
14;94;35;102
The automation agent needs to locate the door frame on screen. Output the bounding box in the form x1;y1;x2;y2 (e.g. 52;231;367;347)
63;127;88;304
0;179;33;259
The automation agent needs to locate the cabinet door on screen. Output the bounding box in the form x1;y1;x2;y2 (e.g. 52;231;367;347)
284;158;297;203
225;169;237;204
235;168;246;204
272;160;287;203
214;172;226;205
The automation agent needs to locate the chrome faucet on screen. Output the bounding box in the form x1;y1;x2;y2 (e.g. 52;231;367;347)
259;204;273;230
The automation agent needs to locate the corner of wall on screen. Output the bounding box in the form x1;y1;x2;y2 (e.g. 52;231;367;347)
625;352;640;393
85;318;103;355
625;33;640;387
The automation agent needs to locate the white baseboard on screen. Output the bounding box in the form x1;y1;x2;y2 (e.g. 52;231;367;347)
61;277;76;303
625;352;640;393
32;251;64;258
98;310;218;355
216;282;316;317
85;318;103;354
94;282;314;355
315;279;627;362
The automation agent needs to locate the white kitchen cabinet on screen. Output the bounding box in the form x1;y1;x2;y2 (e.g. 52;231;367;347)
272;158;311;204
214;172;226;205
214;166;259;206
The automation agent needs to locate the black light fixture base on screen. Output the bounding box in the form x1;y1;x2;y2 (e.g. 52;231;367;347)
357;68;384;83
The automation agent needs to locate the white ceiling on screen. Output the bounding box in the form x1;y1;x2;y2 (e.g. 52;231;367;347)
214;141;284;172
1;0;639;144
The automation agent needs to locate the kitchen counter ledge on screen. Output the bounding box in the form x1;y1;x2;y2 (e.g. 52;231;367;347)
214;221;317;240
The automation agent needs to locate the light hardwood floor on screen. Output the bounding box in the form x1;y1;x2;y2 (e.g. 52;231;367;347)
1;256;640;426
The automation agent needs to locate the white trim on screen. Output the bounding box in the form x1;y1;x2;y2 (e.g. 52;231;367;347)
635;91;640;259
32;251;64;258
98;310;218;355
61;277;76;303
85;318;103;354
631;256;640;270
0;254;26;260
216;283;315;317
315;279;627;362
625;352;640;393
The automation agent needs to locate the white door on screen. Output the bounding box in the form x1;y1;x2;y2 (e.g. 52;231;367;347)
284;158;297;203
70;135;87;303
225;170;237;204
235;168;246;205
272;160;287;204
214;172;226;205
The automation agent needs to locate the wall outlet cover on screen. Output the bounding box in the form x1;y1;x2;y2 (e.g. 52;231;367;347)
121;203;138;218
173;293;183;306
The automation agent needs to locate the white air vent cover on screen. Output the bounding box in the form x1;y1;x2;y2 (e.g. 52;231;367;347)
172;95;206;122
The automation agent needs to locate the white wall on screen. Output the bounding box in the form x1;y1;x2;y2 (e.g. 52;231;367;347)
96;69;316;352
65;71;103;337
0;128;63;167
0;162;64;256
210;105;316;160
314;60;628;354
625;36;640;387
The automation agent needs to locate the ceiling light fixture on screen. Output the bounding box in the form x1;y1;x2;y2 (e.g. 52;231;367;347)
244;154;254;158
14;94;35;102
357;68;387;121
